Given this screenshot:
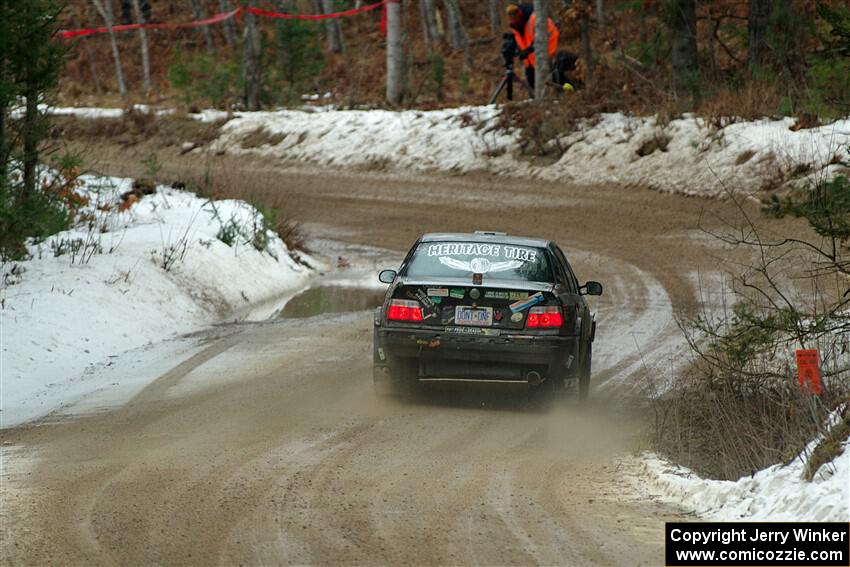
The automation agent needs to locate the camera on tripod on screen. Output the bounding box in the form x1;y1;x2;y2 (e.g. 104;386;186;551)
500;32;518;68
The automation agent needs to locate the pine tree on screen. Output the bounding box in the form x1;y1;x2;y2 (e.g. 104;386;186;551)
0;0;66;258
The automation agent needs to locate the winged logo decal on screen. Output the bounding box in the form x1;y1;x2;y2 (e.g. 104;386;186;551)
438;256;524;274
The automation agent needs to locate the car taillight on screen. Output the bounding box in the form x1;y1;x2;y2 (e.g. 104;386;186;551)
526;306;563;328
387;299;423;322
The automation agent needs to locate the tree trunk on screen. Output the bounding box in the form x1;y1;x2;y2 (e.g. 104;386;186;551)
422;0;442;43
420;0;433;45
596;0;604;28
219;0;238;45
580;10;593;87
444;0;463;50
534;0;551;99
132;0;151;93
189;0;215;55
489;0;502;34
386;0;404;104
243;10;262;110
22;81;38;202
443;0;472;68
91;0;127;97
322;0;344;53
669;0;699;101
748;0;770;71
0;57;7;184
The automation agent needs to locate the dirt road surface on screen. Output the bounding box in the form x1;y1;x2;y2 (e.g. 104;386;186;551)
2;160;798;565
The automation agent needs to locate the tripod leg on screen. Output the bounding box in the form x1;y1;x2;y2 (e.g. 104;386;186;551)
488;77;508;105
507;72;513;101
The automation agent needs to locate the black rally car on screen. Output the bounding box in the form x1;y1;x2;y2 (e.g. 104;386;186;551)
373;232;603;399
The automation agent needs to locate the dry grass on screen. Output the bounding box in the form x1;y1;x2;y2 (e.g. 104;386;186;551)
803;404;850;481
697;81;785;128
176;160;307;254
652;359;845;481
52;110;227;149
239;127;286;149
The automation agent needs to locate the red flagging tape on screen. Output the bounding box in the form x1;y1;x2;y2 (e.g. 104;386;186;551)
246;1;384;21
58;1;385;39
58;9;241;39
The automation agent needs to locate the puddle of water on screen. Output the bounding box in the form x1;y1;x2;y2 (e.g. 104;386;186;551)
279;286;387;319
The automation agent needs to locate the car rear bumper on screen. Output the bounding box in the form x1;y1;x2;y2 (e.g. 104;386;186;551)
374;326;579;384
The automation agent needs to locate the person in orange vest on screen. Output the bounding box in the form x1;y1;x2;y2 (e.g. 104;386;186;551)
506;2;560;93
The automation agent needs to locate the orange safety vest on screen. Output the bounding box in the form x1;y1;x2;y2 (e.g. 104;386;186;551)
511;13;559;68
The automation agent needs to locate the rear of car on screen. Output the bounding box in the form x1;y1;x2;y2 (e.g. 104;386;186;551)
373;233;589;395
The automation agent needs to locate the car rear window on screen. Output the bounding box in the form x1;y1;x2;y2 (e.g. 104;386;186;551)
404;241;554;282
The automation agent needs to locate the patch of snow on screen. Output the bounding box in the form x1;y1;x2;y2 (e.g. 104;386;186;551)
1;176;313;428
638;408;850;521
210;106;518;174
208;106;849;197
45;105;849;197
540;113;850;196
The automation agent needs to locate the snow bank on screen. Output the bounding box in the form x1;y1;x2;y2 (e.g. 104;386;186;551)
47;104;849;197
539;114;850;196
206;107;849;197
639;412;850;521
1;176;312;427
208;106;518;174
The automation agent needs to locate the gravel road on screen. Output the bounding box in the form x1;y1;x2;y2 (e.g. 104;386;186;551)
4;160;795;565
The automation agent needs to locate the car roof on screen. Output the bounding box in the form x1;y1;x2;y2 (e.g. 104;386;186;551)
420;232;552;248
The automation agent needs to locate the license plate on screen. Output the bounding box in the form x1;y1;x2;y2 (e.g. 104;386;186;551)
455;306;493;327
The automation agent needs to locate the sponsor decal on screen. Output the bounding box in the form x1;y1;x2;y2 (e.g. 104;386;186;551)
449;288;465;299
484;291;530;300
431;296;442;304
469;288;481;300
509;292;545;313
510;312;524;323
445;325;482;335
427;243;538;262
438;256;523;274
427;288;449;297
430;244;539;275
444;326;501;336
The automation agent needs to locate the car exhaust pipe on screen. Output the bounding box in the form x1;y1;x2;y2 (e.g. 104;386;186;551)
526;370;543;385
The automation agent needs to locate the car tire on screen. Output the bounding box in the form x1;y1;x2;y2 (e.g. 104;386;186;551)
578;343;592;402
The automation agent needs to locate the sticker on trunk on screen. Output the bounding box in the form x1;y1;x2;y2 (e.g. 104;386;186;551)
484;291;530;301
444;326;501;336
449;288;465;299
427;288;449;297
509;292;545;313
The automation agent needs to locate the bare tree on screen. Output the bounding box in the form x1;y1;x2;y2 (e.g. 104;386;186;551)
322;0;344;53
443;0;463;50
243;8;262;110
443;0;472;68
420;0;434;45
596;0;604;28
219;0;238;45
533;0;551;99
669;0;699;102
132;0;151;92
421;0;442;44
748;0;771;71
90;0;127;97
489;0;502;34
386;0;403;104
188;0;215;55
